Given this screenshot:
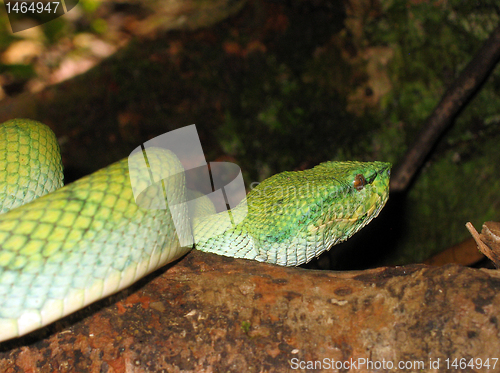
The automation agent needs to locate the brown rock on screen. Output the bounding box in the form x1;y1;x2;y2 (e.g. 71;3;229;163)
0;250;499;372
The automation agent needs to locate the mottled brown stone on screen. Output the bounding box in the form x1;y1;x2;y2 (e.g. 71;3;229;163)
1;250;499;372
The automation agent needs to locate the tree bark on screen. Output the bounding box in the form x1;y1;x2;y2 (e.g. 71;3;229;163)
391;23;500;192
0;250;499;372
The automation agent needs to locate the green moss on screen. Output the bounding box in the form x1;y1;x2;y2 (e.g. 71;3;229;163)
241;320;251;334
0;64;35;80
359;0;500;265
392;130;500;264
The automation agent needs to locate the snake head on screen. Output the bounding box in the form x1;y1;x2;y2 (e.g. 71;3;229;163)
242;161;391;266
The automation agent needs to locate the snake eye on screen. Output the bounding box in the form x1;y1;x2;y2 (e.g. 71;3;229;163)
353;174;367;191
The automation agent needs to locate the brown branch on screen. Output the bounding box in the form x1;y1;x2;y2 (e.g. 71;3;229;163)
424;234;484;266
1;250;499;371
390;23;500;192
468;221;500;268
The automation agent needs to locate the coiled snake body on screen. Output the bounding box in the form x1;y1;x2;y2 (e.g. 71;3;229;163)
0;119;390;342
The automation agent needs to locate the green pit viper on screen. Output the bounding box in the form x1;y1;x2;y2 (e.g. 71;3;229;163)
0;119;391;342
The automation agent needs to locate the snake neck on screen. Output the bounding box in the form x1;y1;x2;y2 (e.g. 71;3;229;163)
193;161;391;266
192;197;252;256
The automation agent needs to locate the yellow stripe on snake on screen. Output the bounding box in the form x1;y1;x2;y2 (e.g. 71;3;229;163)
0;119;390;342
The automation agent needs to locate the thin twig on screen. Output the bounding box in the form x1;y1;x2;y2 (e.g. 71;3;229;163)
390;24;500;192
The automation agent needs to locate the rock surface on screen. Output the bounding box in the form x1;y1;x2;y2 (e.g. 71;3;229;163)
0;250;499;372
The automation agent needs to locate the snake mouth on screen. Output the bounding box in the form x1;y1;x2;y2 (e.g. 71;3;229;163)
307;190;387;235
